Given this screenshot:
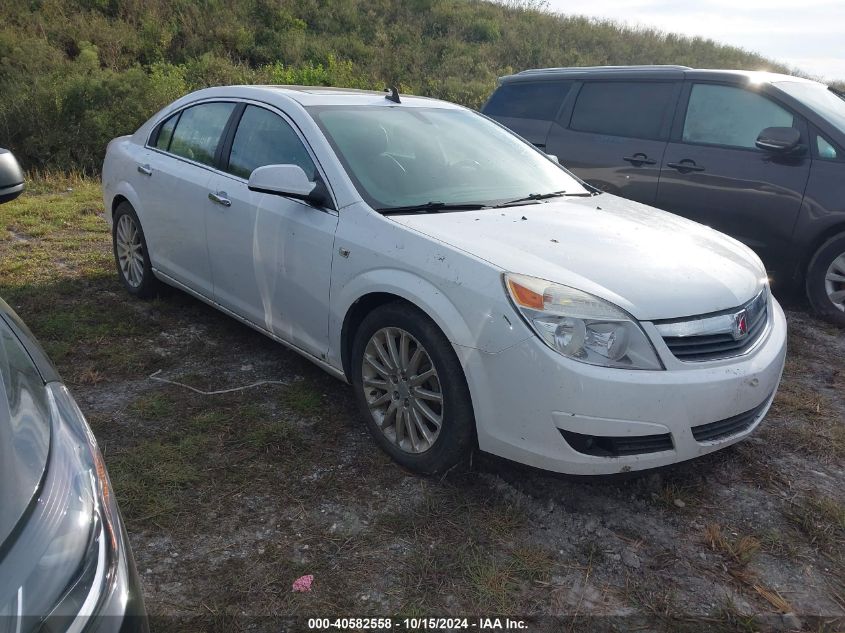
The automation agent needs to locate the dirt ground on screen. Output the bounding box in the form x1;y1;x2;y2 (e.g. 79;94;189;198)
1;178;843;632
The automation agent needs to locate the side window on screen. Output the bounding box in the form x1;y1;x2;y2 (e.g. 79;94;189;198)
226;106;316;180
483;81;572;121
168;102;236;166
682;84;795;149
153;113;179;151
816;134;839;160
569;81;676;140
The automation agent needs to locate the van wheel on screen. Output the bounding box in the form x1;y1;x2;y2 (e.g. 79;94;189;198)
806;232;845;327
112;201;159;299
351;302;475;475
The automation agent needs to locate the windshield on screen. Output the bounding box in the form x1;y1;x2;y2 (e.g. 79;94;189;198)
775;81;845;135
307;105;588;210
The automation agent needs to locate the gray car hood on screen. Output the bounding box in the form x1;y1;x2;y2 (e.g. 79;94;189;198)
390;193;767;321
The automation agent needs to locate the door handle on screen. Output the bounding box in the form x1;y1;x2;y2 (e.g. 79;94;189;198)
533;142;547;149
623;154;656;165
137;164;152;176
208;191;232;207
666;160;705;173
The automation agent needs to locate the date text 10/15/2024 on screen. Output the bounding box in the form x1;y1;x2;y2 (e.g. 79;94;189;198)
307;618;529;630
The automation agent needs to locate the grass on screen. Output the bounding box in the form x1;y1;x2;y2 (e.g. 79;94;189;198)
784;494;845;554
704;524;760;566
107;434;206;522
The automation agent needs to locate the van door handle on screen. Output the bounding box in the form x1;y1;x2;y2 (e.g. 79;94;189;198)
137;164;152;176
666;160;705;173
533;142;547;149
623;154;656;165
208;191;232;207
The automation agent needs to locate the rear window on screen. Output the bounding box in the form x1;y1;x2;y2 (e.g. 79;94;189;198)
168;102;236;166
484;81;572;121
570;81;676;140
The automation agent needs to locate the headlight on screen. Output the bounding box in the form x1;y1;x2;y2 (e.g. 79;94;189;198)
505;273;663;370
0;383;131;633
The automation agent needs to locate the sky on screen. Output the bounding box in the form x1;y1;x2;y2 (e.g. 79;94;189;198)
542;0;845;82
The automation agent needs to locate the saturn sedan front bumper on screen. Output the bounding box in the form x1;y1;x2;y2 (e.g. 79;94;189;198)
457;296;787;475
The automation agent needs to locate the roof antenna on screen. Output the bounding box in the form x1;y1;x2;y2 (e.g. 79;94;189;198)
384;86;401;104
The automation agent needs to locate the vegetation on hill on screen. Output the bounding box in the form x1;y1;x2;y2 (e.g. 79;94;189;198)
0;0;822;172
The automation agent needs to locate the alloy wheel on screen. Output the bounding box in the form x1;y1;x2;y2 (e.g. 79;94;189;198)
115;214;144;288
825;252;845;313
361;327;444;454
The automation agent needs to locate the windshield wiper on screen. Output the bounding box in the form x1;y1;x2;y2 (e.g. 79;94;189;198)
494;190;570;208
377;201;490;214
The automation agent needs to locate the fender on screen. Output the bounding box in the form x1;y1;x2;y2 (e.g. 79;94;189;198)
328;267;525;372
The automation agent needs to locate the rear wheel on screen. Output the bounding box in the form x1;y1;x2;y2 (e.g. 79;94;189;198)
806;232;845;327
112;201;159;299
351;302;475;474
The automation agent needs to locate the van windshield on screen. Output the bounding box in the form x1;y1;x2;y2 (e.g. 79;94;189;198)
775;81;845;135
307;105;587;211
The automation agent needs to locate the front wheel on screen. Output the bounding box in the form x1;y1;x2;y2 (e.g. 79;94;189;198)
112;201;159;299
351;302;475;475
806;233;845;327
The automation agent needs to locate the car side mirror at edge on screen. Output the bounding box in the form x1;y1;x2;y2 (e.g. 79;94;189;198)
755;127;802;154
247;164;331;208
0;148;24;205
546;153;560;164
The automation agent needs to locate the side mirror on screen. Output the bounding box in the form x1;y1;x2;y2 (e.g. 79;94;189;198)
755;127;801;154
546;153;560;164
248;164;329;207
0;148;24;205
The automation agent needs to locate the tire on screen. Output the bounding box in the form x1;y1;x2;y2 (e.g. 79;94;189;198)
351;301;475;475
112;201;159;299
806;232;845;327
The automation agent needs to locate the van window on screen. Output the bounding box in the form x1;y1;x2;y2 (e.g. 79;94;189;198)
484;81;572;121
816;134;839;160
683;84;795;149
168;102;236;166
569;81;676;140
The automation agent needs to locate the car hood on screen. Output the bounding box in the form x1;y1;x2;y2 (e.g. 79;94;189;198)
0;320;51;548
389;194;767;321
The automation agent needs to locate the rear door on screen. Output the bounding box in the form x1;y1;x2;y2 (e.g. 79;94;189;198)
206;103;339;357
655;82;811;270
545;80;681;205
139;101;237;297
482;80;573;150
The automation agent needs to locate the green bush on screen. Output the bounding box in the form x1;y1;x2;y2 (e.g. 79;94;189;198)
0;0;805;173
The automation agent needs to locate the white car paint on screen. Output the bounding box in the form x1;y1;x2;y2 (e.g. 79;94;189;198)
102;85;787;475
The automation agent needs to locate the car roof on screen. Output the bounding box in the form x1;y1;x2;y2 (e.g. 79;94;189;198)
499;65;823;86
177;85;462;109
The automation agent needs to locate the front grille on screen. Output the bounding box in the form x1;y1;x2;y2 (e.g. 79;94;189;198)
656;289;769;362
560;429;673;457
691;396;771;442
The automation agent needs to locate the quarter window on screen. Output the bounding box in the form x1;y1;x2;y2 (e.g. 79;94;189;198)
227;106;316;179
682;84;795;149
484;81;572;121
569;81;676;140
168;102;236;166
153;113;179;151
816;134;839;160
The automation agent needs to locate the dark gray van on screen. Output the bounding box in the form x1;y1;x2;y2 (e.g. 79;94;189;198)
482;66;845;326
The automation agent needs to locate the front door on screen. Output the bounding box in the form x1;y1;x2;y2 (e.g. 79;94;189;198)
205;104;338;358
655;82;811;271
545;80;680;205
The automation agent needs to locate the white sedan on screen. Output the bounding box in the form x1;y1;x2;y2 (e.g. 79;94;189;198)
102;86;787;475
